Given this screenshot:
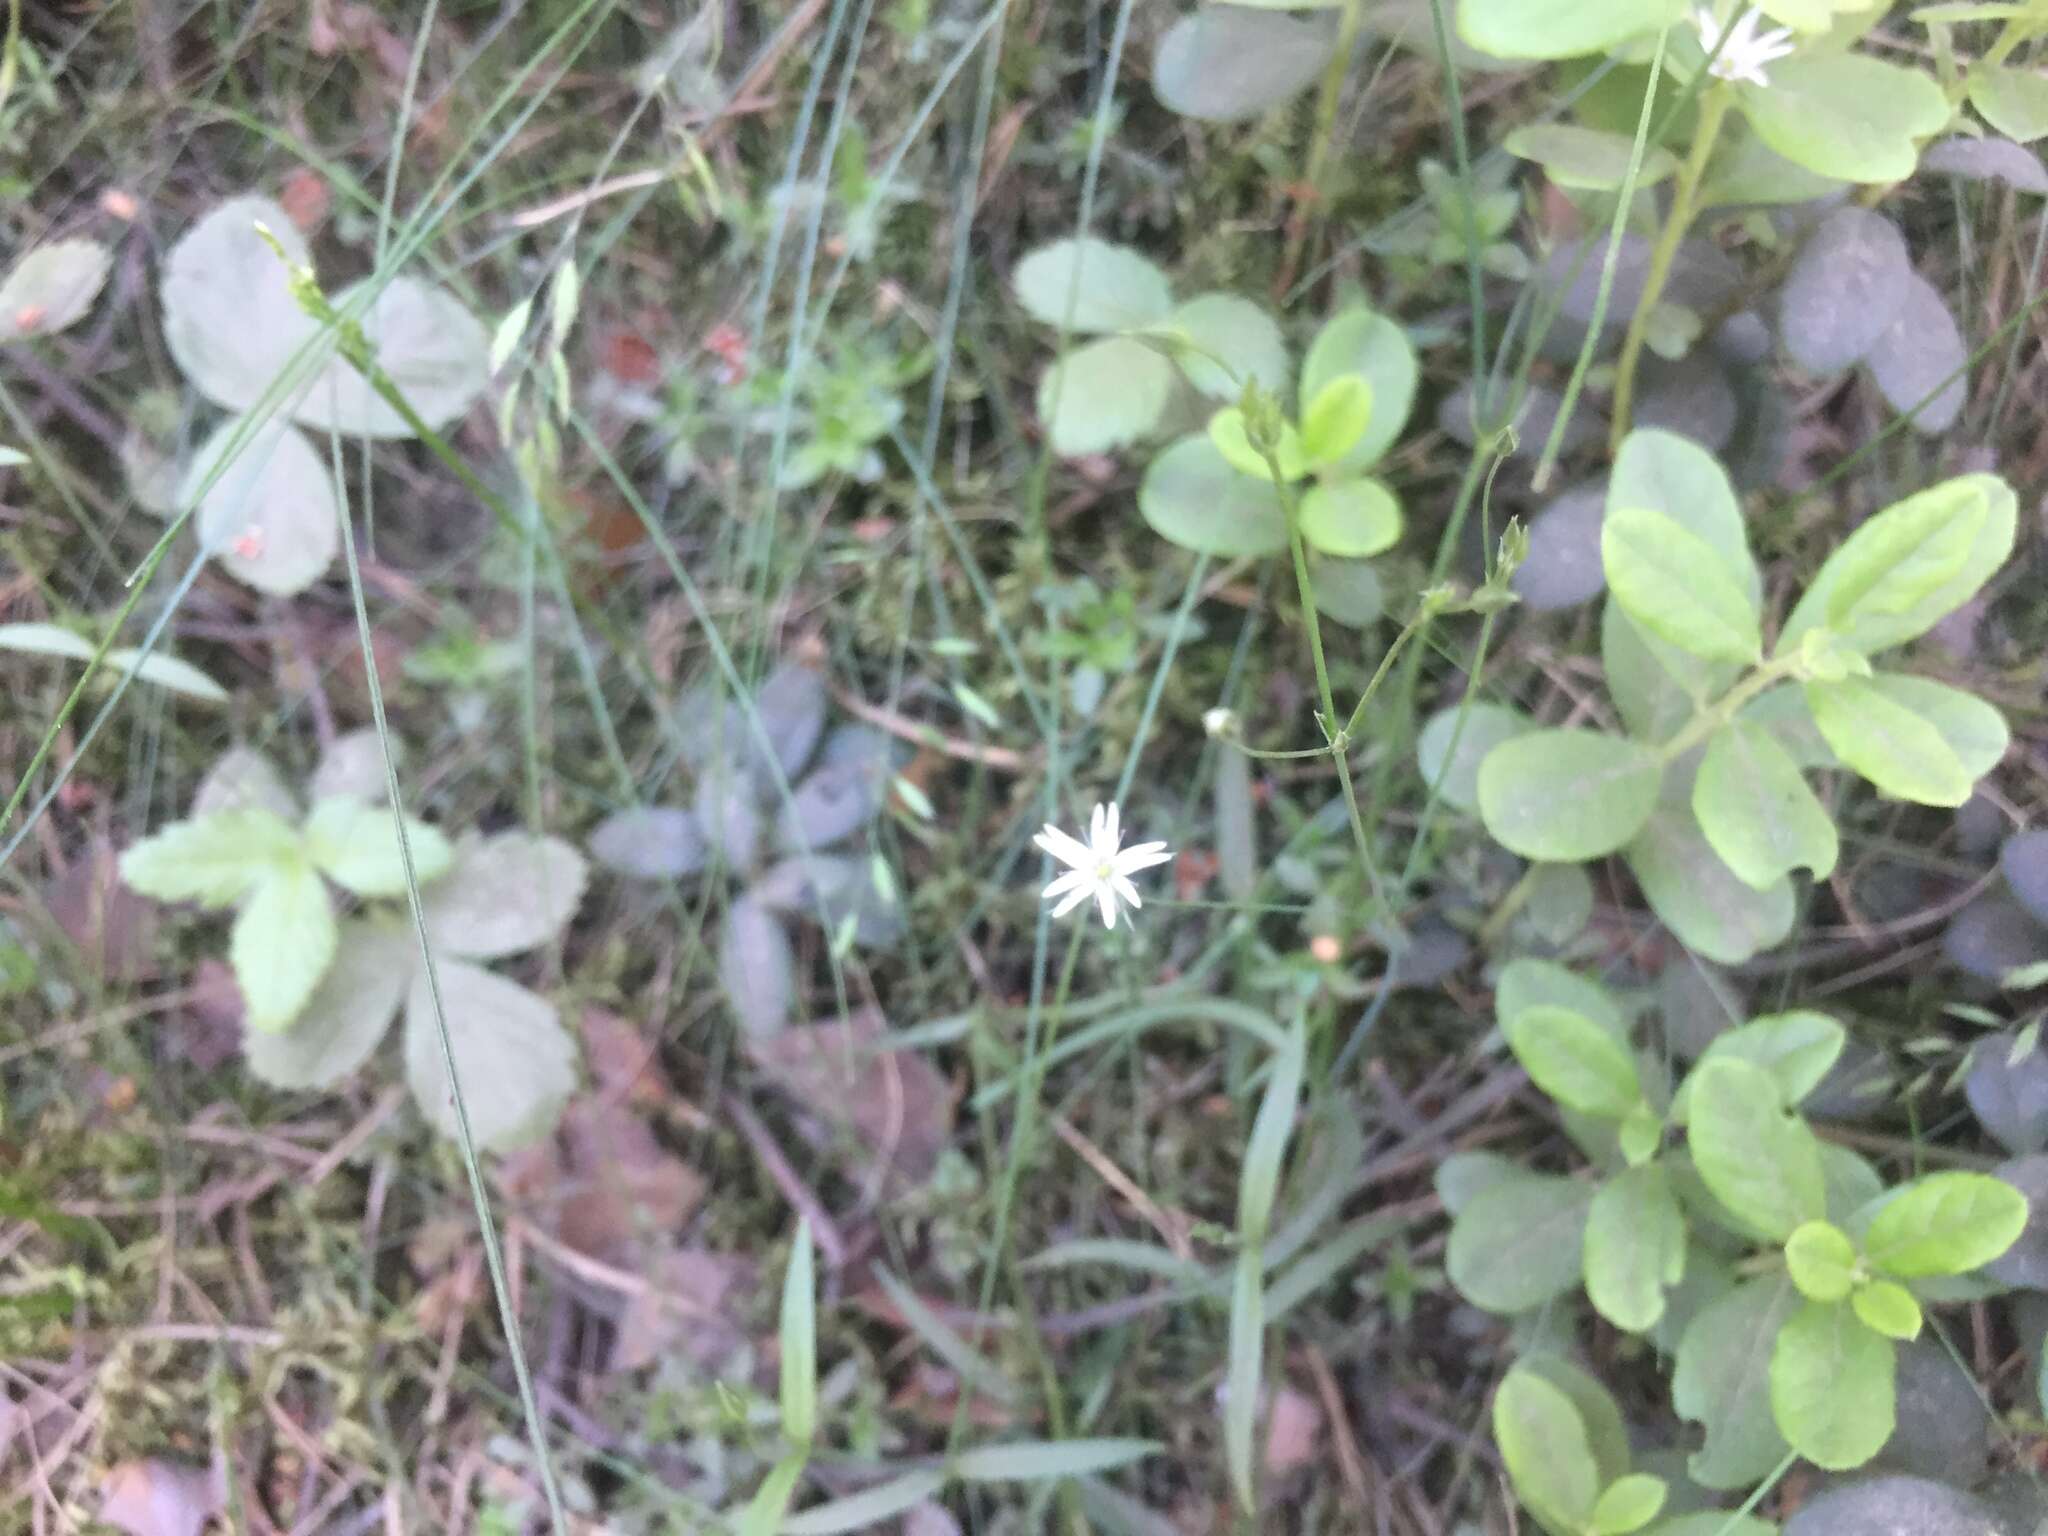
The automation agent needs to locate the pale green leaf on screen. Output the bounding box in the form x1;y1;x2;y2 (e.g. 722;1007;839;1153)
1493;1368;1600;1533
1807;676;1974;806
1496;957;1628;1039
1207;406;1306;481
0;238;114;343
1166;292;1290;399
0;623;229;704
402;957;577;1152
1850;1279;1923;1340
1770;1298;1896;1469
302;797;452;897
232;861;340;1033
1137;434;1287;557
301;274;490;438
1447;1172;1593;1313
778;1472;948;1536
1506;123;1679;189
1673;1276;1797;1488
1692;721;1838;889
1608;429;1759;604
1603;506;1762;663
119;808;299;907
1152;6;1334;121
1738;53;1950;183
779;1221;817;1445
1969;63;2048;143
1416;702;1533;815
1036;335;1175;456
1785;1220;1858;1303
1477;729;1663;861
953;1438;1160;1482
1225;1251;1262;1514
182;415;340;597
242;921;412;1089
1298;305;1416;470
1298;375;1372;466
1625;800;1796;964
194;746;299;821
1506;1004;1643;1117
1675;1010;1845;1120
1686;1058;1827;1241
1585;1163;1688;1333
1780;473;2016;654
1012;237;1173;332
1862;1171;2030;1278
1589;1473;1669;1536
1297;476;1401;558
1459;0;1685;60
416;833;586;958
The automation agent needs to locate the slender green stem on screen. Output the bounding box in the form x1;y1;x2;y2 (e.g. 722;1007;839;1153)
1426;0;1488;389
1609;84;1732;455
1263;452;1392;920
1658;653;1801;763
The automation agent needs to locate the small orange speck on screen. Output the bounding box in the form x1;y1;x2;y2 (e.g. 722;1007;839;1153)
13;304;46;333
100;189;140;221
229;527;266;561
1309;934;1342;965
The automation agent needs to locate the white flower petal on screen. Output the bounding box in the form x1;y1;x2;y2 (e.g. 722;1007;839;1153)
1052;884;1095;919
1035;824;1093;869
1096;888;1118;929
1111;874;1143;910
1043;869;1089;900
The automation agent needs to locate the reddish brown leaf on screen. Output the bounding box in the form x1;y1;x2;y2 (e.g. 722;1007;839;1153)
47;839;159;983
748;1009;955;1192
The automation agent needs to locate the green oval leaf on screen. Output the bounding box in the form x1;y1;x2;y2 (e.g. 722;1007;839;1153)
1625;799;1796;964
1603;506;1763;663
1969;62;2048;143
1297;476;1400;558
1675;1010;1845;1121
1806;675;1975;807
1862;1171;2030;1278
1012;237;1173;332
1770;1298;1896;1470
1493;1368;1601;1533
1167;291;1290;400
1693;721;1838;890
1506;1004;1643;1118
1850;1278;1924;1340
1585;1163;1688;1333
1477;729;1664;861
1298;375;1373;465
1298;305;1416;470
1447;1172;1593;1313
1590;1473;1669;1536
1137;434;1288;556
1673;1276;1797;1488
1738;53;1950;184
1785;1220;1857;1303
1151;7;1333;123
1416;702;1533;815
1035;335;1175;456
1686;1058;1827;1241
233;860;340;1033
1459;0;1685;60
0;238;114;343
1506;123;1679;189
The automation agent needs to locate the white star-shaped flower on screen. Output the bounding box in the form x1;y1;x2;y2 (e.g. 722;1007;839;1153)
1694;6;1796;88
1034;801;1172;930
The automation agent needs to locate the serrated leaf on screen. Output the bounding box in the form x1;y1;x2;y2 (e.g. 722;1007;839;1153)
302;798;451;897
402;957;576;1151
243;921;412;1089
1603;506;1762;662
1477;729;1663;861
1585;1164;1687;1333
1297;476;1400;558
1447;1172;1593;1313
1493;1367;1601;1533
1687;1058;1826;1241
1863;1171;2029;1277
232;861;339;1032
1137;434;1288;557
1786;1221;1857;1302
182;416;340;597
1673;1275;1797;1488
1012;237;1173;333
1036;336;1175;456
1770;1298;1895;1469
1693;722;1838;890
417;833;585;959
1506;1005;1643;1117
119;809;299;907
1781;474;2017;654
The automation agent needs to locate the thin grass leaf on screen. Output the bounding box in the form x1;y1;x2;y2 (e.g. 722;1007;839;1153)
739;1453;807;1536
1225;1249;1265;1515
1021;1239;1206;1284
780;1221;818;1448
952;1438;1160;1482
1238;1019;1307;1247
778;1470;948;1535
872;1266;1020;1406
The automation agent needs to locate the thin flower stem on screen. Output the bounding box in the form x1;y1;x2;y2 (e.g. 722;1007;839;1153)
1608;83;1733;456
1267;457;1394;921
